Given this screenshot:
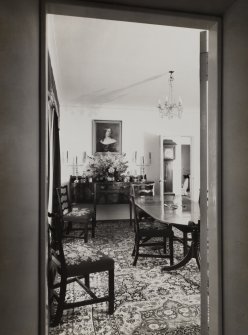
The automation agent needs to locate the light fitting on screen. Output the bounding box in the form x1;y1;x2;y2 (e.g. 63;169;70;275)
158;71;183;119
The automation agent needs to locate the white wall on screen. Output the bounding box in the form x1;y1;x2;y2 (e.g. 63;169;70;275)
59;104;200;199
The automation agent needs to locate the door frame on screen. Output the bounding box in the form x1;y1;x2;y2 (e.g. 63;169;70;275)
160;135;196;200
40;2;222;335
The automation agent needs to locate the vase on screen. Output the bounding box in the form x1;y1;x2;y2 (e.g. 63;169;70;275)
107;176;115;182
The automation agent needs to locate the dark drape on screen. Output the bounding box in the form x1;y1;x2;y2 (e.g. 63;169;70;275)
48;54;61;216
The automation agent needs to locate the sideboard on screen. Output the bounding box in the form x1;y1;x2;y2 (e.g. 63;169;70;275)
69;176;155;204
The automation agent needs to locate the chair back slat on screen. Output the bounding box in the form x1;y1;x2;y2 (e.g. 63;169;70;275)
131;182;155;197
48;213;66;270
164;192;175;204
56;185;72;216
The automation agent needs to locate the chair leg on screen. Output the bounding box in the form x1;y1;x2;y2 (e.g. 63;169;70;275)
163;236;167;254
108;269;115;314
84;224;88;243
66;221;72;235
131;243;136;256
92;219;96;238
50;274;67;327
183;231;188;256
133;238;139;266
85;274;90;288
169;233;174;266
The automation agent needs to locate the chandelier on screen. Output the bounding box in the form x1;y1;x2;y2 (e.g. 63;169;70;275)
158;71;183;119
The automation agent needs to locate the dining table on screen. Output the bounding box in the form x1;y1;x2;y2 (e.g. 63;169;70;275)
134;195;201;271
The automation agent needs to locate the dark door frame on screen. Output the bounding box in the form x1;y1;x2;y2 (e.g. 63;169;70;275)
40;2;222;334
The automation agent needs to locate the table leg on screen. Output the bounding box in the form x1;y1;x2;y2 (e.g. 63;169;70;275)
161;226;200;271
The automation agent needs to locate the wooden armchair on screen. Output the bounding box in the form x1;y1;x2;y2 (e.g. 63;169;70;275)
130;195;174;266
48;213;115;327
129;182;155;225
56;185;96;241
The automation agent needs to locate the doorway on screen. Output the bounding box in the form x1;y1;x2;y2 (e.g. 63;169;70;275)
41;3;221;335
160;136;196;200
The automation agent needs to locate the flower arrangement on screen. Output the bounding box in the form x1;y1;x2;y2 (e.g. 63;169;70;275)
86;153;129;181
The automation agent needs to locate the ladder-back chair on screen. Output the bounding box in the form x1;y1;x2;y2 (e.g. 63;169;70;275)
48;213;115;327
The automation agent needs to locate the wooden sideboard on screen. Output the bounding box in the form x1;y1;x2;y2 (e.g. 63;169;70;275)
69;176;155;204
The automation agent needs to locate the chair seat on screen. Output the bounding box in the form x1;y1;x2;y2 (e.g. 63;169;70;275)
63;207;93;222
63;242;114;276
139;220;170;237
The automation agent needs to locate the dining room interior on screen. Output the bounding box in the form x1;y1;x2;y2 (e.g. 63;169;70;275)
47;13;203;335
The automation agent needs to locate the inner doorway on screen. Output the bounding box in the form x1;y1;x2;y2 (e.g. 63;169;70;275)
160;135;197;200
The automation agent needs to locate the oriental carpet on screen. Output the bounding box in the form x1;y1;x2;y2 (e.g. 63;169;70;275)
49;220;200;335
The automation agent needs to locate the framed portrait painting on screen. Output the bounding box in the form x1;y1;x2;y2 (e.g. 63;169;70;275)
92;120;122;154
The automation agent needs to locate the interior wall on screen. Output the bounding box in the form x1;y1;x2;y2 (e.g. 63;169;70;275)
0;0;39;334
59;105;200;199
223;0;248;333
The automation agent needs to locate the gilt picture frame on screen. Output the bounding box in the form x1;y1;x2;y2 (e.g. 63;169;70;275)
92;120;122;154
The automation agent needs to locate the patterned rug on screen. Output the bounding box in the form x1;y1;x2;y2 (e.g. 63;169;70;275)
49;221;200;335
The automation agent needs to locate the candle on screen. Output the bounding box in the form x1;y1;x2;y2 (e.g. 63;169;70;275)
134;151;137;163
149;152;152;164
83;151;86;162
76;156;78;164
142;156;144;165
66;150;68;163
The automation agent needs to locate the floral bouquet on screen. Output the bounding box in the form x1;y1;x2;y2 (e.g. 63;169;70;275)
86;153;129;181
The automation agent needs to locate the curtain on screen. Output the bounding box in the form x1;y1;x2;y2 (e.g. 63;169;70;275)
47;54;61;217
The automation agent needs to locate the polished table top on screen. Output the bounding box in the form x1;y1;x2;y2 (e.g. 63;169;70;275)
134;195;201;271
134;195;200;226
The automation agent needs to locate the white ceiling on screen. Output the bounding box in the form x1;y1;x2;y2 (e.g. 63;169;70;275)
48;14;201;110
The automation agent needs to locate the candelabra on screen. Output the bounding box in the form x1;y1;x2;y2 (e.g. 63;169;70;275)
62;151;88;178
133;152;152;181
